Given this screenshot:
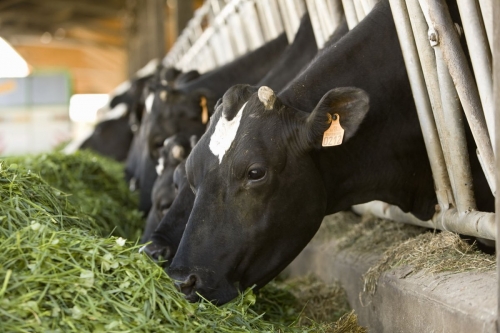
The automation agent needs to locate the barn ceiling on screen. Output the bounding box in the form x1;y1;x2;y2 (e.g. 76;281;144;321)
0;0;129;94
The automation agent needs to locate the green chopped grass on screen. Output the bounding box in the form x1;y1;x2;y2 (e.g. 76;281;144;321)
6;151;143;239
0;154;365;332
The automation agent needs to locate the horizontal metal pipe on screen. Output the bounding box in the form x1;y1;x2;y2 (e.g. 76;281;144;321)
353;201;496;240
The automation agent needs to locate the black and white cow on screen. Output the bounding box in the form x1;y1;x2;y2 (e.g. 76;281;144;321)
140;134;195;243
79;114;133;162
142;12;349;264
166;0;492;304
129;34;288;214
145;33;289;161
142;160;192;262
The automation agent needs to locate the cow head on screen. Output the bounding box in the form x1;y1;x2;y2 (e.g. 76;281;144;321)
145;87;211;160
141;134;194;244
144;160;194;264
79;114;133;162
168;84;369;303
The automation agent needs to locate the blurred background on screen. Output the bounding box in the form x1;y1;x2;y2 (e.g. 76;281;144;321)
0;0;203;155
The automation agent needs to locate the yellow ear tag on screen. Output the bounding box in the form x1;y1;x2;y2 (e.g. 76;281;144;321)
322;113;344;147
200;96;209;124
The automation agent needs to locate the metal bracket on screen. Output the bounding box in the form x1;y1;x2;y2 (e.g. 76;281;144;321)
428;28;439;46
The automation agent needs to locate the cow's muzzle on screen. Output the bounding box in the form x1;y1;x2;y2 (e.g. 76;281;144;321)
173;274;201;302
142;243;172;265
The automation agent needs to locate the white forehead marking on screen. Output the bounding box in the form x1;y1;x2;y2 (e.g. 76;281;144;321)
209;102;247;164
160;90;167;102
145;93;154;114
156;157;165;176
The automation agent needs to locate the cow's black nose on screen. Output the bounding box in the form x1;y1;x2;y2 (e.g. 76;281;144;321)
143;243;171;263
174;274;200;302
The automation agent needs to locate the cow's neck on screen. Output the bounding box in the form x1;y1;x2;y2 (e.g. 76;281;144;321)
280;0;437;220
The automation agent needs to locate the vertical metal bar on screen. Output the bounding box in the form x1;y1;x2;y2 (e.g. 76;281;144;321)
342;0;359;30
477;0;493;51
218;23;237;62
359;0;374;14
434;46;477;213
406;0;455;210
388;0;454;211
228;11;249;56
293;0;307;18
209;29;226;66
254;0;271;41
326;0;345;26
352;0;366;21
493;0;500;327
239;1;265;50
325;0;344;38
305;0;327;48
425;0;496;196
456;0;494;151
256;0;284;41
316;0;336;40
277;0;296;43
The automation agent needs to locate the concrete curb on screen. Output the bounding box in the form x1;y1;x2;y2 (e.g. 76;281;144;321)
284;214;497;332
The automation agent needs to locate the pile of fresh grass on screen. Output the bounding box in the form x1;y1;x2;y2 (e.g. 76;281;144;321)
0;155;365;332
362;231;496;295
6;151;143;239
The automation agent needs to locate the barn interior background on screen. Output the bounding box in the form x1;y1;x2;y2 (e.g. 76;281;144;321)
0;0;200;155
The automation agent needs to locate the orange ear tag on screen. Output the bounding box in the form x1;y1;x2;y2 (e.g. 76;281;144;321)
322;113;344;147
200;96;209;124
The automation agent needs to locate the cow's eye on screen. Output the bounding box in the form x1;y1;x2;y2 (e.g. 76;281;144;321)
248;167;266;181
159;202;171;216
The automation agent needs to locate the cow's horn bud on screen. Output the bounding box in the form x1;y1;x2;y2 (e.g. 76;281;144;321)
258;86;276;110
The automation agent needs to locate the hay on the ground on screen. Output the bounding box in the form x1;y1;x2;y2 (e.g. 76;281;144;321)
334;213;425;253
257;275;351;327
363;231;496;295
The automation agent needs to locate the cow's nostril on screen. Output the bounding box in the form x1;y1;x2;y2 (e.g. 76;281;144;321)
143;243;170;263
174;274;200;301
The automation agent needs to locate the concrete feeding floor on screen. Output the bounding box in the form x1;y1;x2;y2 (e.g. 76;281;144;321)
284;213;496;333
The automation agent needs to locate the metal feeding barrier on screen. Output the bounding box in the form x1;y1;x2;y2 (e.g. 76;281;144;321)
164;0;357;73
164;0;302;73
354;0;496;241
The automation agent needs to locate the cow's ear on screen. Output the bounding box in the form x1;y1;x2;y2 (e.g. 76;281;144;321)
221;84;258;113
305;87;369;148
189;89;216;123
